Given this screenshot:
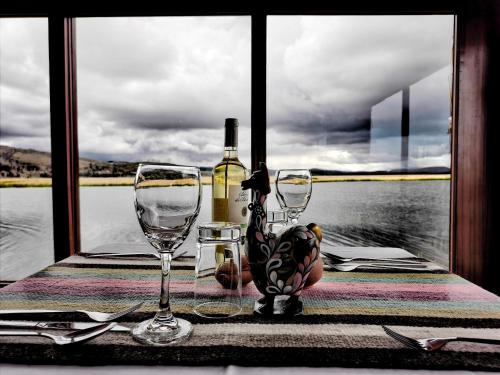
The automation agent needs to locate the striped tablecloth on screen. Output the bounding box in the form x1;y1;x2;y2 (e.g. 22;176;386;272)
0;256;499;370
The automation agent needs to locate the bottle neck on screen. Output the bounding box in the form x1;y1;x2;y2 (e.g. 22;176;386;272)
223;146;238;160
224;120;238;160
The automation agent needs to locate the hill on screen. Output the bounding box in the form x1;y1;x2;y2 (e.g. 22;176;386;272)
1;145;449;179
0;145;53;178
310;166;450;176
1;145;139;178
0;145;214;178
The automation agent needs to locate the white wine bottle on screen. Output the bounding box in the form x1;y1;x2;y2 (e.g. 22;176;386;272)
212;118;250;237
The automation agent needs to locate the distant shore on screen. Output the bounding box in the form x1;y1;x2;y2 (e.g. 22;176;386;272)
0;174;450;188
312;174;450;182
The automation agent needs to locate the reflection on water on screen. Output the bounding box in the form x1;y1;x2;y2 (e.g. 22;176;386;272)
268;180;450;267
0;180;450;280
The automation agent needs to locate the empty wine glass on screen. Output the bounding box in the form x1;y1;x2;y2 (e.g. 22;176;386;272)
132;164;202;345
275;169;312;225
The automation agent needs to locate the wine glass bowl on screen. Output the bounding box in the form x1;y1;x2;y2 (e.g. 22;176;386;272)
132;164;202;345
275;169;312;224
135;166;201;252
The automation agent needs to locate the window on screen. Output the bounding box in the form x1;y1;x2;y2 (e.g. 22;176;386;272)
266;16;454;266
1;4;497;293
75;16;251;253
0;18;53;280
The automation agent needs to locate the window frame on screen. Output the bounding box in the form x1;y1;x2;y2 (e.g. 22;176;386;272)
1;1;498;294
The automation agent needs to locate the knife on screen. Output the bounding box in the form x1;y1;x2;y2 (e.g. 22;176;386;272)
0;320;131;332
81;252;160;259
80;250;188;260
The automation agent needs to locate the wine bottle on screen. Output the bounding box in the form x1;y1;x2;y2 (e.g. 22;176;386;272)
212;118;250;237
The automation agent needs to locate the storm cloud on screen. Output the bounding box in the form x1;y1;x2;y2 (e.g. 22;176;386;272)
0;15;453;171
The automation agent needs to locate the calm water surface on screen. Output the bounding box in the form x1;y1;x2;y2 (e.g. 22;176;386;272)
0;188;54;280
0;181;450;280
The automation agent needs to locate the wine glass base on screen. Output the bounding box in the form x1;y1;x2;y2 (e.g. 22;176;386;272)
131;317;193;346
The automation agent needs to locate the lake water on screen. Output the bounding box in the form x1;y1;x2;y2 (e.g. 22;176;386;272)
0;180;450;280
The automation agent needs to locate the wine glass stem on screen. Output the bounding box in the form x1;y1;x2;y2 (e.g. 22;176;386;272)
290;218;298;225
157;252;174;322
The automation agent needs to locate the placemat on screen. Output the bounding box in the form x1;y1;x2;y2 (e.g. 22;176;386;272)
1;256;499;370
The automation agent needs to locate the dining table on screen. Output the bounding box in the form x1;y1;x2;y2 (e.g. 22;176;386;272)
0;247;499;373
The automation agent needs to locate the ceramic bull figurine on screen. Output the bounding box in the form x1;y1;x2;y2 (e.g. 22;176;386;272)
241;162;322;315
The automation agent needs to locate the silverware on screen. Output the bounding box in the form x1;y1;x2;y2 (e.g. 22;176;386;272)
0;320;130;332
83;252;160;259
327;263;428;272
0;301;144;322
0;322;116;345
382;325;500;352
81;250;188;260
321;252;422;264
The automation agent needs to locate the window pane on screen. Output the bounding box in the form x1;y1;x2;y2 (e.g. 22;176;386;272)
76;17;251;253
0;18;53;280
267;16;453;266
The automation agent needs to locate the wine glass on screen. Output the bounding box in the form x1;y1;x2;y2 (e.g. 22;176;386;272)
275;169;312;225
132;164;202;345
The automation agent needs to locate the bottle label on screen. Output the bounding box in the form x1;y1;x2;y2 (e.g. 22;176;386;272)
213;198;228;222
228;185;249;234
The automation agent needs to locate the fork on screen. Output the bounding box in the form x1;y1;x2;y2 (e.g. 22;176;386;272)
0;301;144;322
382;325;500;352
0;322;116;345
328;263;427;272
322;252;422;264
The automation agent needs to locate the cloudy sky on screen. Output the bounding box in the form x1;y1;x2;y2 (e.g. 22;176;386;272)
0;15;453;171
